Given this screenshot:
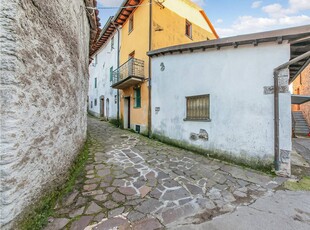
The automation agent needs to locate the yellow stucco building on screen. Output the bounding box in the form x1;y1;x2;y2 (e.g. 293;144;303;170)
111;0;218;134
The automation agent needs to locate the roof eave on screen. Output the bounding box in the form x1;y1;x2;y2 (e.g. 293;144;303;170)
147;25;310;57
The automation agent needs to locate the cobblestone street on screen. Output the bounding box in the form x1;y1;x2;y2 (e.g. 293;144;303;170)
45;116;286;230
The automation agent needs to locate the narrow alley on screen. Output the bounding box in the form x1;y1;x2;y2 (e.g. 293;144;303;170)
44;116;307;230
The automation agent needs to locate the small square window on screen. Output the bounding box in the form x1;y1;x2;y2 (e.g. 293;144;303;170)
185;94;210;121
94;99;97;106
185;20;192;38
129;15;134;33
94;78;97;88
134;87;141;108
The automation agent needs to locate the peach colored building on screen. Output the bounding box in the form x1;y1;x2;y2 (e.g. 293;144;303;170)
110;0;218;135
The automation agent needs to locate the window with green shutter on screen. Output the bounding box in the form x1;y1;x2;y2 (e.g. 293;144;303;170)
134;88;141;108
110;67;113;82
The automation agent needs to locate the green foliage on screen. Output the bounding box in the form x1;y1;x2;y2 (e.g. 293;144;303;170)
151;133;274;174
19;136;90;230
109;118;124;129
109;118;120;127
284;176;310;191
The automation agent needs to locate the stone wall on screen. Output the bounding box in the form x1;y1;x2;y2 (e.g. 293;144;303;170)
0;0;95;228
292;64;310;126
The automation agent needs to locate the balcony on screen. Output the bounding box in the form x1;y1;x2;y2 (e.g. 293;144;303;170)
111;58;145;89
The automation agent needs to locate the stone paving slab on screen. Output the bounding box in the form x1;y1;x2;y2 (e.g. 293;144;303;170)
45;116;285;229
171;190;310;230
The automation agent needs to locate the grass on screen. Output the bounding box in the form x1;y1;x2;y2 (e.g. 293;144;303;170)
18;135;90;230
284;176;310;191
109;118;123;129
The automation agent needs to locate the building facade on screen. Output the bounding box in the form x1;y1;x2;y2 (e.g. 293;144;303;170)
88;19;119;120
148;26;310;176
109;0;218;134
0;0;100;228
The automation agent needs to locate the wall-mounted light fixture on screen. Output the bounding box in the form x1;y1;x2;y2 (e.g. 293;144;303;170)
160;62;165;71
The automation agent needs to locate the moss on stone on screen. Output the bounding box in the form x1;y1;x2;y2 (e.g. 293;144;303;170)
284;177;310;191
18;135;91;230
151;133;274;174
109;118;121;128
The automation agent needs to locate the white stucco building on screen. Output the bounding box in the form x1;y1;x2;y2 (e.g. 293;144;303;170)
148;25;310;176
88;18;119;120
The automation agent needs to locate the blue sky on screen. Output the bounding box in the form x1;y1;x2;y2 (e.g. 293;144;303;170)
97;0;310;37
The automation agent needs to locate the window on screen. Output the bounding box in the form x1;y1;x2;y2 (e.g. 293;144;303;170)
94;78;97;88
185;20;192;38
134;87;141;108
129;15;134;33
185;94;210;121
111;36;114;50
91;101;93;108
94;99;97;106
110;67;113;82
92;55;98;66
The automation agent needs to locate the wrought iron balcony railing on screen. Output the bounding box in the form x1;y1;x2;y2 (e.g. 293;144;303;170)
111;58;145;88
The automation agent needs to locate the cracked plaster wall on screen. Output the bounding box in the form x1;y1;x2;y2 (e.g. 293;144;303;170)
0;0;89;228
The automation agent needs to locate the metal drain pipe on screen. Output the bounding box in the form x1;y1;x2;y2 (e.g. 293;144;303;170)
273;51;310;171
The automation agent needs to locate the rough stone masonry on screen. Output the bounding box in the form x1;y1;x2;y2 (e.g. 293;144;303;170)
0;0;99;228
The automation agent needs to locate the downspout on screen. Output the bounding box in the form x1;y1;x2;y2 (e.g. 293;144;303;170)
111;21;120;126
273;70;280;171
148;0;152;137
273;50;310;172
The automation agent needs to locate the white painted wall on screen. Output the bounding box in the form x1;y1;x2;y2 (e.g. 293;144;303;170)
151;42;292;162
88;31;119;119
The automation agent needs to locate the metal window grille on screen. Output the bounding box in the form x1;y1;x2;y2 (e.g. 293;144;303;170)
186;94;210;120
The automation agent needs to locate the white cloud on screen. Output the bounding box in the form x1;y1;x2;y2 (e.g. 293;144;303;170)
289;0;310;12
216;18;223;23
98;0;123;7
251;1;262;9
216;14;310;37
216;0;310;37
262;0;310;18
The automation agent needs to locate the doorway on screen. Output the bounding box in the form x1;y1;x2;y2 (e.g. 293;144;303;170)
106;98;110;120
100;96;105;117
296;88;300;110
124;97;130;129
